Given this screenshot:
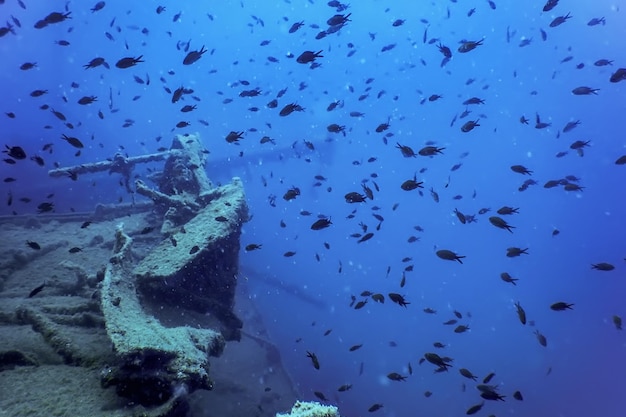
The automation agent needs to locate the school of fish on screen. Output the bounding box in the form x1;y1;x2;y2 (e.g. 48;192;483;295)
2;0;625;416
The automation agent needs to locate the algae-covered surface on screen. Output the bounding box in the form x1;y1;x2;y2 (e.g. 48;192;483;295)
0;211;298;417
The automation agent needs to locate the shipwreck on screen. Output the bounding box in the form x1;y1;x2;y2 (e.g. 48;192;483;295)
0;133;300;416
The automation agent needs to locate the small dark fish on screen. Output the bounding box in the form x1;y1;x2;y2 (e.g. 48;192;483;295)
543;0;559;12
534;330;548;347
454;325;470;333
572;86;599;96
368;403;383;412
296;50;323;64
466;402;484;415
140;226;154;234
550;301;574;311
4;145;26;159
357;232;374;243
314;391;328;401
28;282;46;298
115;56;144;69
20;62;36;70
588;17;606;26
31;156;45;166
189;245;200;254
30;89;48;97
306;351;320;369
461;119;480;132
26;240;41;250
37;202;54;213
514;301;527;325
183;45;208;65
311;218;332;230
387;372;406;381
549;12;572;28
289;21;304;33
68;247;82;253
591;262;615;271
612;315;622;330
77;95;98;105
91;1;106;12
458;39;483;53
61;134;84;149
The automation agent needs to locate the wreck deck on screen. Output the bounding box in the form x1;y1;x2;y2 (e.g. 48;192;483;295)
0;208;299;416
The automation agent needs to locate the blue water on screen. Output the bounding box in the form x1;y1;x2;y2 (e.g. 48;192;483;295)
2;1;626;416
